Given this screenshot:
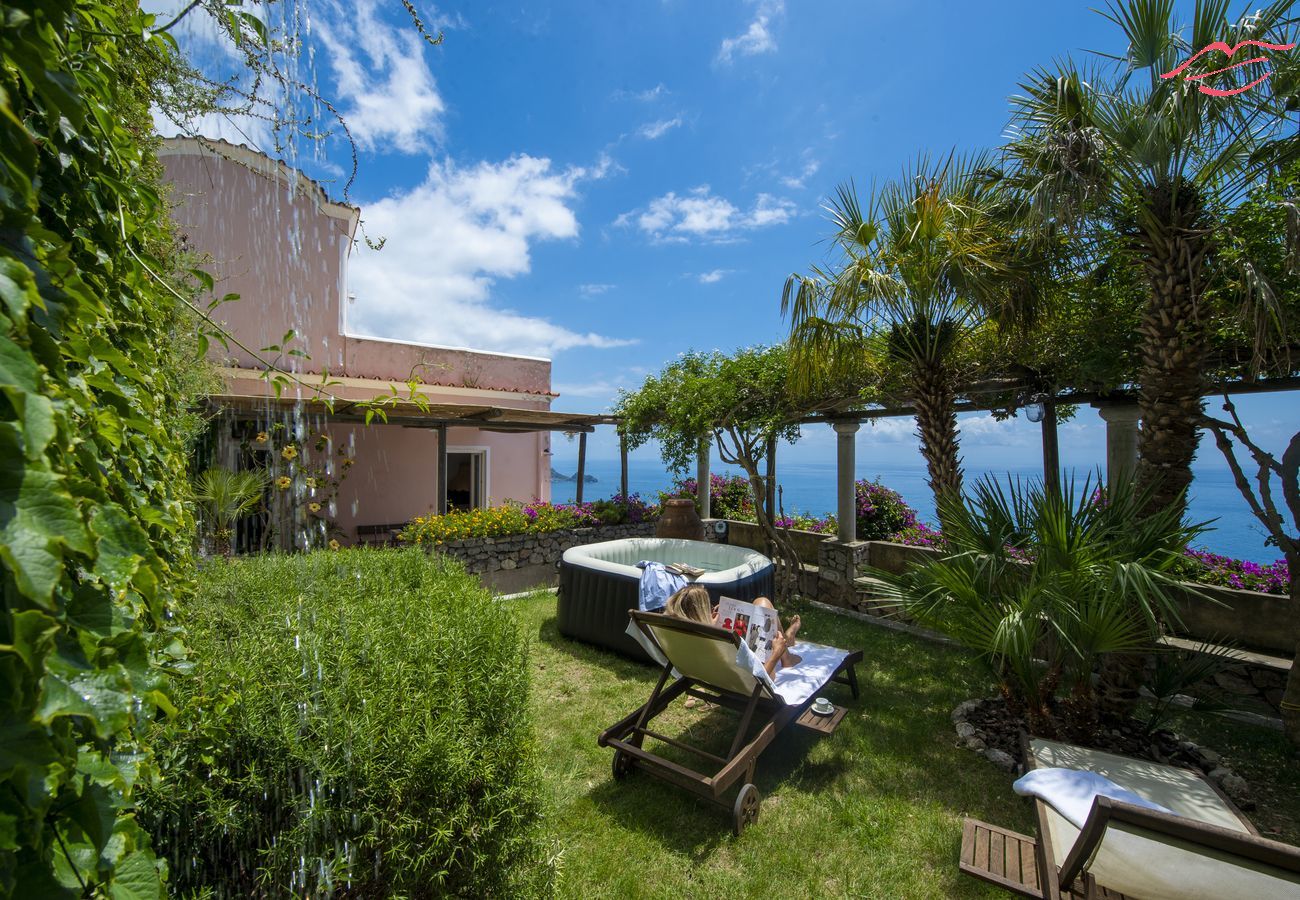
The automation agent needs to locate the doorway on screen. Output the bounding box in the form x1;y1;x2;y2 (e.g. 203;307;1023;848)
445;449;487;511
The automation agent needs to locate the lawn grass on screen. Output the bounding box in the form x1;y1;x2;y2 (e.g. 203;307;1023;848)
511;592;1300;898
513;593;1032;898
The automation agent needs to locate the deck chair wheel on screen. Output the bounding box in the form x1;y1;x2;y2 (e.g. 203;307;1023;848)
732;783;761;836
611;748;633;781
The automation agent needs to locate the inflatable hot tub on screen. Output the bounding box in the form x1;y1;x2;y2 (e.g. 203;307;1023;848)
558;537;774;661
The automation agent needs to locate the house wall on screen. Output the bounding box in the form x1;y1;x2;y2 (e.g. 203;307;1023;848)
159;139;553;395
327;424;549;539
160;138;554;516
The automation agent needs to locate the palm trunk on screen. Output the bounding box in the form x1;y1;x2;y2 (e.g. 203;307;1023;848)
1134;210;1211;522
912;365;963;528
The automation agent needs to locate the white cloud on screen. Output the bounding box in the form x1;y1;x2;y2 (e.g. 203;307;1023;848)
697;269;732;284
717;0;784;63
748;193;796;226
579;283;616;296
554;379;625;399
614;83;669;102
637;116;683;140
619;186;795;242
346;155;632;357
149;0;447;160
146;0;279;148
315;0;445;154
781;157;821;189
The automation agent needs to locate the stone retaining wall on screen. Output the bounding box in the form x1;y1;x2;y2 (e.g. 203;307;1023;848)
431;522;657;591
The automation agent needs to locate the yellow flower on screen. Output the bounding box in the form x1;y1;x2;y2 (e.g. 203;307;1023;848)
276;476;292;489
309;502;322;513
305;477;317;489
254;431;268;444
281;446;299;461
329;539;340;550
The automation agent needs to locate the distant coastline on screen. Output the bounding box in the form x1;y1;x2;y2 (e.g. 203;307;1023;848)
550;466;597;484
548;457;1281;564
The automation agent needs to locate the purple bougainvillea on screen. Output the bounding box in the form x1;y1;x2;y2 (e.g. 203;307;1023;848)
1178;547;1289;595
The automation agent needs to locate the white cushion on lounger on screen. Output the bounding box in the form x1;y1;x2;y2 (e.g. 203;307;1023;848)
633;617;849;707
728;638;848;706
1027;739;1295;900
771;642;851;706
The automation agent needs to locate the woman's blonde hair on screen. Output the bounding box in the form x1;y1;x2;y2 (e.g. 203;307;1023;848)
664;584;712;624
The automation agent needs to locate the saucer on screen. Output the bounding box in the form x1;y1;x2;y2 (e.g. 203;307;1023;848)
811;698;834;716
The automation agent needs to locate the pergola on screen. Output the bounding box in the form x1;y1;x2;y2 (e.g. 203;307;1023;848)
214;371;1298;531
673;373;1300;546
209;394;618;514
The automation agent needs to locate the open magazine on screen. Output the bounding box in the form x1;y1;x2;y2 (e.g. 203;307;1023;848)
715;597;781;661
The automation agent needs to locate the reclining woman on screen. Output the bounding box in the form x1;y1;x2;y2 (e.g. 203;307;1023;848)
663;584;802;678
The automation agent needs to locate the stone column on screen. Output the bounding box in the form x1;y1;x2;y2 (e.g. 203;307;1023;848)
696;439;711;520
833;420;860;543
1096;403;1140;490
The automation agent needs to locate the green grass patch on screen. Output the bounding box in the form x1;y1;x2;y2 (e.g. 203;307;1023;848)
516;594;1029;898
514;592;1300;898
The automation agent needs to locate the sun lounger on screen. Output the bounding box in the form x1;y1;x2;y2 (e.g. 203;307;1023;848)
960;736;1300;899
598;610;862;835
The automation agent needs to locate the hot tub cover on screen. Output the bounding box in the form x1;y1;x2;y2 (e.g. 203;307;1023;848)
561;538;770;583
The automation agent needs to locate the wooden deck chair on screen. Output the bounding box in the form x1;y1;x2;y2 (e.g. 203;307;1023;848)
960;736;1300;899
598;610;862;835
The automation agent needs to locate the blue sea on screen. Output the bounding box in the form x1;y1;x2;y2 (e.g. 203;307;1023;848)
549;457;1283;564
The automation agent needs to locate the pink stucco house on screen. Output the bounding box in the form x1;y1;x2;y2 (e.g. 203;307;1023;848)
160;136;604;549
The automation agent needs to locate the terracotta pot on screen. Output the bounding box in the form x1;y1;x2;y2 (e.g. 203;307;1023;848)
656;498;705;541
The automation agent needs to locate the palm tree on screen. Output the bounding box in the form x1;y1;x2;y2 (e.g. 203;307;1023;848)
782;155;1021;522
195;467;267;557
1006;0;1299;519
873;475;1202;737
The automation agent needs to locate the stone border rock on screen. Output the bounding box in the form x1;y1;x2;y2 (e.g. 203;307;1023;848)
951;698;1253;809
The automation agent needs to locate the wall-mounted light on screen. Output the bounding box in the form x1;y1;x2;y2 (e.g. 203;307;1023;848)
1025;395;1047;423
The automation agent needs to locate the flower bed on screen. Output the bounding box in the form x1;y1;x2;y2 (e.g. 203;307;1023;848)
401;494;654;546
662;474;938;544
1175;548;1289;595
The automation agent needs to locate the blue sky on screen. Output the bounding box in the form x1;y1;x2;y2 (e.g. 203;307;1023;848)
156;0;1296;477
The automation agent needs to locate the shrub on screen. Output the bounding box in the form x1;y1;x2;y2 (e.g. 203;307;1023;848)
141;549;556;898
853;479;919;541
659;473;755;520
1174;548;1289;595
889;521;944;548
773;513;837;533
402;495;653;546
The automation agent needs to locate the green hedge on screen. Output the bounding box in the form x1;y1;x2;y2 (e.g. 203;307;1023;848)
142;549;556;897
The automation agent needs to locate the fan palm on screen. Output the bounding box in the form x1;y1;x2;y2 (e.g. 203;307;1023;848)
782;154;1024;521
1006;0;1300;519
195;467;268;557
872;475;1203;736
